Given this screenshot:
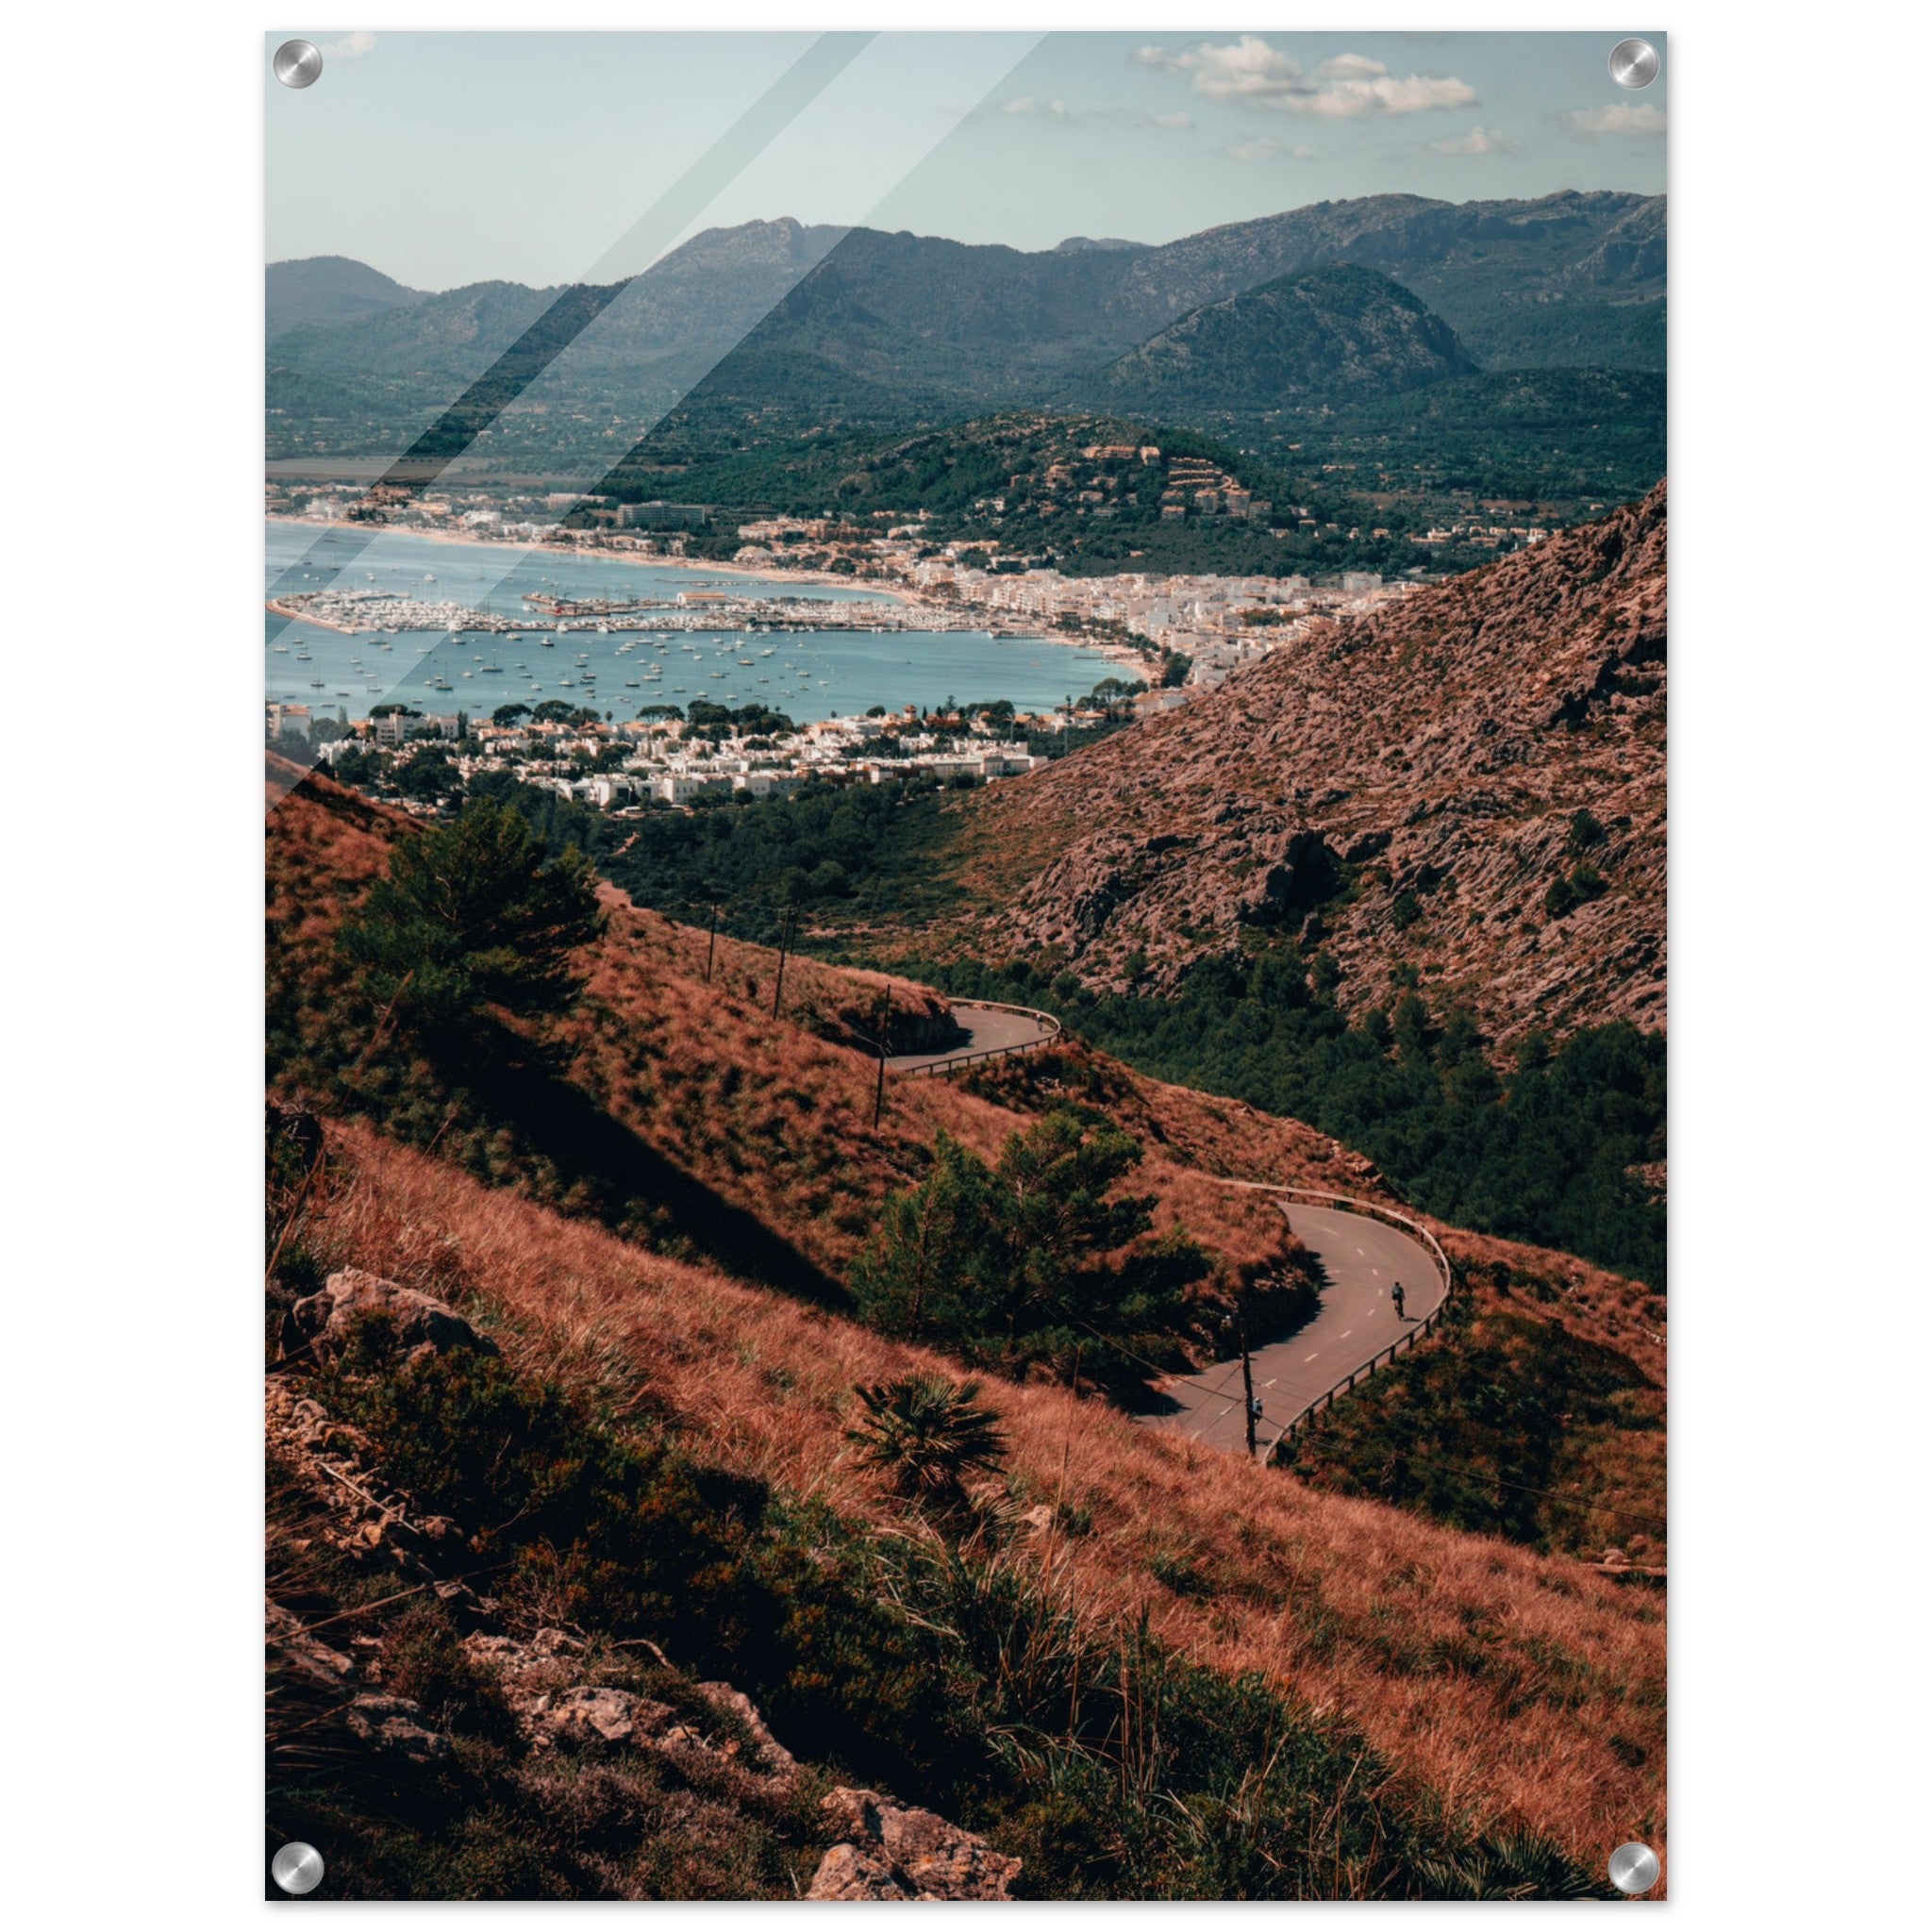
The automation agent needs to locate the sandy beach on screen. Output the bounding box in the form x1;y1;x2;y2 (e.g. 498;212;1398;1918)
266;514;909;600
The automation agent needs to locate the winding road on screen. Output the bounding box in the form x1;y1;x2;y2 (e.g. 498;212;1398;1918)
1143;1200;1448;1457
891;998;1446;1457
886;1000;1060;1074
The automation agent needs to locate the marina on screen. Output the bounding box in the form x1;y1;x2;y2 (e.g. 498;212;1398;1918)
265;525;1112;724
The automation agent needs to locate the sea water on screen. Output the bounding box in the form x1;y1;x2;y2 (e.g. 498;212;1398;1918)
265;523;1114;724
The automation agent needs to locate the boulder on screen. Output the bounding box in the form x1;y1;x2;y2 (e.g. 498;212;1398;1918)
344;1692;450;1762
285;1268;498;1367
808;1788;1021;1902
535;1685;674;1751
695;1681;801;1788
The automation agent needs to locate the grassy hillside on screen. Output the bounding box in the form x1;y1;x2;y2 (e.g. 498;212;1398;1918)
266;757;1666;1892
271;1114;1662;1894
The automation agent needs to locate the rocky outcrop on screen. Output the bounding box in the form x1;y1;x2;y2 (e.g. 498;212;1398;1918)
265;1375;480;1601
808;1789;1022;1901
463;1629;802;1793
692;1681;801;1788
958;483;1668;1043
1238;830;1342;924
343;1692;451;1762
284;1268;499;1368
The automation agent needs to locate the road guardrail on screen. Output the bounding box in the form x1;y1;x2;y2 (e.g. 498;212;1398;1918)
895;1000;1062;1078
1185;1178;1456;1458
1263;1186;1455;1457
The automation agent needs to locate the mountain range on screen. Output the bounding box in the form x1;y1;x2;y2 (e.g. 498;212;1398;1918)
266;190;1664;461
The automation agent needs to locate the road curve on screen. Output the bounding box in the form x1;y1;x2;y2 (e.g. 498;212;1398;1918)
1144;1201;1447;1457
886;1000;1059;1073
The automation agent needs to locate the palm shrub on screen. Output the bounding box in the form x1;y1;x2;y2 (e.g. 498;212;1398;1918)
845;1373;1008;1510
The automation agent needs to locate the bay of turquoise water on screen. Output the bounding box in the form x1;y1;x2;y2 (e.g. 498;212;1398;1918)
265;523;1112;724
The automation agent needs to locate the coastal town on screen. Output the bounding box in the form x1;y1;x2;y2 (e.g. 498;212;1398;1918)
275;692;1066;813
267;475;1445;812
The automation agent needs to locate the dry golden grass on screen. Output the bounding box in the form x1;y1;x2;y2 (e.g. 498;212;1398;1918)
268;757;1666;1872
296;1119;1665;1870
269;759;1306;1315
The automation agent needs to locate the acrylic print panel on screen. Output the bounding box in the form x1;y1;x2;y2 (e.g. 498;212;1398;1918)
264;27;1667;1904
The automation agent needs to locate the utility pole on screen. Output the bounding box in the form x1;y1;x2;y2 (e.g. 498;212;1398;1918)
1238;1297;1258;1459
771;904;797;1020
704;900;719;984
871;988;891;1130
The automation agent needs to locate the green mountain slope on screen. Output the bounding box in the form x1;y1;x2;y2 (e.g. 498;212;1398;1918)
1094;265;1475;413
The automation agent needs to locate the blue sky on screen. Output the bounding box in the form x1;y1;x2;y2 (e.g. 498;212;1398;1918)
267;30;1666;291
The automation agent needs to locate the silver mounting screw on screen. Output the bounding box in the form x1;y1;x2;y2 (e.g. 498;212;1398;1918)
1607;1840;1660;1894
274;41;324;90
271;1841;325;1894
1608;39;1659;90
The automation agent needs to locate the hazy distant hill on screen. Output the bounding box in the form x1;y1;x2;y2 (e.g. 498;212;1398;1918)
1096;264;1476;413
1098;191;1664;368
265;191;1664;458
265;255;425;340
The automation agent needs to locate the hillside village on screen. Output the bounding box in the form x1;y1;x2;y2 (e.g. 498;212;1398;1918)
275;699;1059;812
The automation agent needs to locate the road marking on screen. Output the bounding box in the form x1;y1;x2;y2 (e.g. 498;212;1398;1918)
1264;1377;1277;1388
1304;1352;1320;1361
1340;1329;1353;1340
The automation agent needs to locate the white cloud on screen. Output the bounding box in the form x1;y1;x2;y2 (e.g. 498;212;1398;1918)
1315;53;1387;83
1225;137;1320;164
997;95;1191;132
1431;125;1518;157
1135;36;1475;118
317;31;376;59
1565;101;1666;136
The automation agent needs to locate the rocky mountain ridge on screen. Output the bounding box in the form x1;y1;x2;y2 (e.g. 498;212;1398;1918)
957;482;1668;1042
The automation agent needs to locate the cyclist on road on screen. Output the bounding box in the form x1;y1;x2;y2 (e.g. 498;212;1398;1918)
1391;1280;1407;1321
